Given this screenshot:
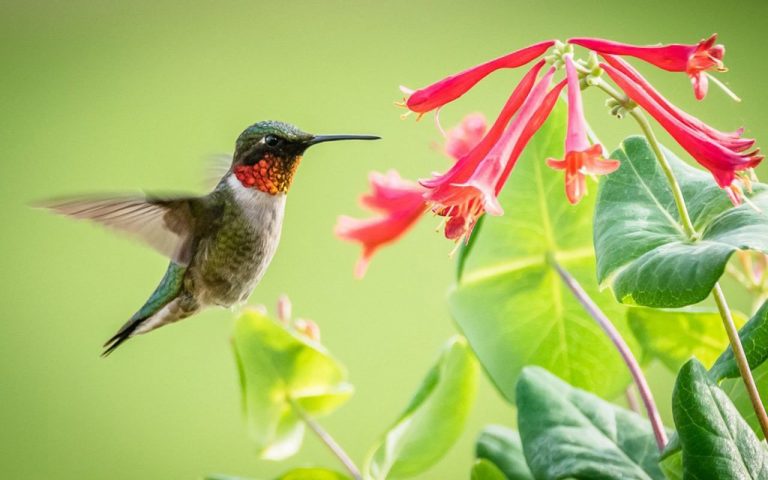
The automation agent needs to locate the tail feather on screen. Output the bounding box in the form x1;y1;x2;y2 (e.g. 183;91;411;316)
102;313;150;356
101;262;188;357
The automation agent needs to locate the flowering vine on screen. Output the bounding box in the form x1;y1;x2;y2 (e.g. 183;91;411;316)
339;34;760;272
336;33;768;447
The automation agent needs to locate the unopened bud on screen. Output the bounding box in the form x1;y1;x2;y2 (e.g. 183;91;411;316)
293;318;321;342
276;294;292;323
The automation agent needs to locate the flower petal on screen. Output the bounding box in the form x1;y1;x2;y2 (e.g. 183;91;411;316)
335;171;427;277
571;34;726;99
404;41;554;113
421;59;546;191
444;113;487;160
601;54;752;151
602;62;762;188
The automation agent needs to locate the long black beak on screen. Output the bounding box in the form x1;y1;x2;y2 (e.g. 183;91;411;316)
307;134;381;146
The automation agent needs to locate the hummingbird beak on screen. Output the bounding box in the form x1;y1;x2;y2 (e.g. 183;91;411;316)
306;134;381;146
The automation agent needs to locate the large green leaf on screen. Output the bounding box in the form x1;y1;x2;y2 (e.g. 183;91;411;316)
232;309;353;460
450;102;632;402
476;425;534;480
673;359;768;478
471;459;509;480
711;299;768;380
594;136;768;308
364;336;477;480
628;307;745;372
516;366;664;480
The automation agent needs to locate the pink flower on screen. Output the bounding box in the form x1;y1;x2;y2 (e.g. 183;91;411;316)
402;41;554;114
421;61;546;193
335;171;427;278
423;65;566;241
547;55;620;204
601;61;762;190
444;113;487;160
569;34;726;100
601;54;753;153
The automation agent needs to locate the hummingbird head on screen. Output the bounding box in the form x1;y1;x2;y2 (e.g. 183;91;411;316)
231;120;379;195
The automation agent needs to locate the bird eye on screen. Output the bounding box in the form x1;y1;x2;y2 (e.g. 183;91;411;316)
264;134;281;147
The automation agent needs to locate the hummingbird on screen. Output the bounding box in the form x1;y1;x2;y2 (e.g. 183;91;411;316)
45;120;379;355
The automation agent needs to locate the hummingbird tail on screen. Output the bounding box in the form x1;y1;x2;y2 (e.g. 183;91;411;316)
101;262;191;357
102;298;193;356
102;312;155;356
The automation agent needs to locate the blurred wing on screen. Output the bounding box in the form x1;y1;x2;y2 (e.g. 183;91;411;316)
43;196;200;265
204;153;232;189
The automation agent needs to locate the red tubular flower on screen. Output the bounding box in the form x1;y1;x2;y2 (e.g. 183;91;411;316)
570;34;726;100
601;54;753;152
601;62;762;189
402;40;554;114
424;66;565;241
546;56;620;204
421;60;546;193
335;171;427;278
444;113;487;160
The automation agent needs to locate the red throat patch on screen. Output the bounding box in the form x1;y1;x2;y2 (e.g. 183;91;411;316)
234;154;302;194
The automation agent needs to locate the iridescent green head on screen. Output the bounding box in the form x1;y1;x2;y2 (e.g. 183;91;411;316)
231;120;380;195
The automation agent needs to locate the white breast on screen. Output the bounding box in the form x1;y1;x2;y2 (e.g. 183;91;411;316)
227;175;287;226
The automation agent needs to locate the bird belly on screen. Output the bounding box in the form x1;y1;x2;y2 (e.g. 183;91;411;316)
196;240;278;307
191;182;286;307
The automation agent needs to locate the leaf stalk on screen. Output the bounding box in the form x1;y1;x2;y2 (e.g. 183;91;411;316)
712;284;768;438
289;398;363;480
550;259;668;451
593;75;768;439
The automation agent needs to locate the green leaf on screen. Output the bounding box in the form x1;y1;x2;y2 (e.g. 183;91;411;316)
711;299;768;380
476;425;534;480
516;366;664;480
232;309;353;460
450;102;633;402
658;448;682;480
471;459;509;480
364;336;477;480
673;358;768;478
720;361;768;440
628;307;745;372
594;136;768;308
274;468;351;480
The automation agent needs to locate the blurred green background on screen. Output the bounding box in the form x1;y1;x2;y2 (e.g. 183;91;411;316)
2;0;766;478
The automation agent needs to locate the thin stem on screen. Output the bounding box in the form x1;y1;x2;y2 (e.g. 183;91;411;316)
612;81;768;435
289;398;362;480
593;78;697;238
712;283;768;438
551;259;667;451
593;71;768;440
629;110;698;238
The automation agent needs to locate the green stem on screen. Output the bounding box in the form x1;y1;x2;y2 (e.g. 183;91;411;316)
593;78;697;237
289;398;362;480
712;283;768;438
594;75;768;438
552;259;667;451
627;110;697;238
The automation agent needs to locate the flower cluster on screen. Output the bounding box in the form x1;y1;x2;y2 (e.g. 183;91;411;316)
337;35;761;276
